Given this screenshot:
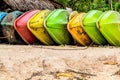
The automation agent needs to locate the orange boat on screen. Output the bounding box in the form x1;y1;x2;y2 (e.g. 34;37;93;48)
14;10;39;44
67;13;91;46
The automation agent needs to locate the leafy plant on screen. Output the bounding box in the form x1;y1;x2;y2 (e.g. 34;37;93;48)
56;0;120;12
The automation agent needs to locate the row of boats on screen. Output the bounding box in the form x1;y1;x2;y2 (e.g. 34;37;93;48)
0;9;119;46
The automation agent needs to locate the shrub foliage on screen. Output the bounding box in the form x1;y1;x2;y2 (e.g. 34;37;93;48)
56;0;120;12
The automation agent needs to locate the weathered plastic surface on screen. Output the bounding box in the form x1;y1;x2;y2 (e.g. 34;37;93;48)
82;10;107;45
27;10;54;45
44;9;73;45
67;13;92;46
1;11;24;44
97;11;120;46
14;10;39;44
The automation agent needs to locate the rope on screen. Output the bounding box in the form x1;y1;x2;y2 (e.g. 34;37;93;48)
31;40;95;50
0;35;9;39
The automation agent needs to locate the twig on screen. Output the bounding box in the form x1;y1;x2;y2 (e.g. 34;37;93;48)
66;69;96;76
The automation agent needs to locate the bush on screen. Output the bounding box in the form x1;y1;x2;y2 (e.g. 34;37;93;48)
57;0;120;12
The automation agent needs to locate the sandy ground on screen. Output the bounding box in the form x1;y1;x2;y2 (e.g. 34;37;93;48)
0;45;120;80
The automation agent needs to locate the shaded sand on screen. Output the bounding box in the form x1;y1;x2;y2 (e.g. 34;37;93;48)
0;45;120;80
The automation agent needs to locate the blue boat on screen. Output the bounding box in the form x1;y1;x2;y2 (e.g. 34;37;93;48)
1;11;24;44
0;12;8;43
0;12;7;22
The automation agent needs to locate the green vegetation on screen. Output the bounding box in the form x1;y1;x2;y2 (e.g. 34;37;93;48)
56;0;120;12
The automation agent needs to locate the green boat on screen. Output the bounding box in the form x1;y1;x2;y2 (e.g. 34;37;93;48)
82;10;107;45
44;9;73;45
1;11;25;44
97;11;120;46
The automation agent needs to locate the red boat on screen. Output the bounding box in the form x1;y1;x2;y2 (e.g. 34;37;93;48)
14;10;39;44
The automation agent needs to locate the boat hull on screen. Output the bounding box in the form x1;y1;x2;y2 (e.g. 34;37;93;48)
44;9;73;45
67;13;91;46
27;10;54;45
1;11;24;44
14;10;39;44
82;10;107;45
0;12;8;43
97;11;120;46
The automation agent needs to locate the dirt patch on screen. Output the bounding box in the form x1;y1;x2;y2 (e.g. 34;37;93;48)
0;45;120;80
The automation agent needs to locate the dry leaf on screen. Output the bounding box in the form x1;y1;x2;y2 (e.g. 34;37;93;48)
56;72;74;78
104;61;118;65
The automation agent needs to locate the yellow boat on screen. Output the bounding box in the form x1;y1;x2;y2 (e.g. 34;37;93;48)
27;10;54;45
67;13;92;46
